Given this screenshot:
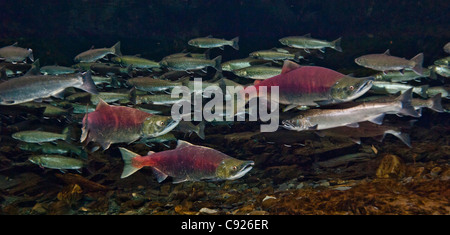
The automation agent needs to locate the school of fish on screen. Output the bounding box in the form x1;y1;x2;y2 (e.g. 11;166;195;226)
0;34;448;184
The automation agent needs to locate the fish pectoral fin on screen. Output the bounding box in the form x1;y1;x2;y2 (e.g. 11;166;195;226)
346;123;360;128
282;104;298;112
52;90;65;99
172;177;189;184
98;140;112;150
151;167;169;183
308;124;318;130
368;113;385;125
314;100;331;106
349;137;361;144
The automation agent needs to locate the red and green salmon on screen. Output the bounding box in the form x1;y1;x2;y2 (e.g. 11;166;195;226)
119;140;254;183
81;99;179;150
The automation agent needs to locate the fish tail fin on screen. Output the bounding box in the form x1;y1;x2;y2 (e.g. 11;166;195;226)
213;55;222;72
410;53;424;75
62;126;71;142
293;52;303;62
385;130;411;148
397;88;419;117
126;64;133;77
79;71;99;95
179;76;190;87
230;36;239;50
417;85;429;98
196;121;206;140
111;41;122;56
331;37;342;52
429;93;443;112
119;147;143;178
110;75;119;88
129;87;137;104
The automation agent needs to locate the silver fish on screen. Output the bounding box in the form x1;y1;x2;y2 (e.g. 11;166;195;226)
355;49;424;75
74;41;122;62
279;34;342;53
371;81;428;98
232;65;281;79
221;57;270;71
282;88;419;131
374;68;431;83
249;49;302;62
0;42;34;63
29;155;84;171
188;36;239;50
12;127;71;143
159;55;222;72
0;71;98;105
40;65;78;75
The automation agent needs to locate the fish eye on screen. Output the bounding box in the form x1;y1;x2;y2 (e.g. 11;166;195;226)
157;121;165;126
232;166;237;171
349;85;355;90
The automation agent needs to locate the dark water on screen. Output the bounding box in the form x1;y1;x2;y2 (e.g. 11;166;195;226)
0;0;449;217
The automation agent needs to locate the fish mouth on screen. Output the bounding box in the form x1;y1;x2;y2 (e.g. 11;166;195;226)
281;120;296;130
159;119;180;136
355;79;373;96
227;161;254;180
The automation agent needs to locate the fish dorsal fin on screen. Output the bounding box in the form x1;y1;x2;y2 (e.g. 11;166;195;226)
281;60;301;74
176;140;193;148
205;35;213;38
303;33;311;37
147;150;155;156
383;49;390;55
95;98;109;110
12;42;18;46
90;45;95;50
24;59;40;76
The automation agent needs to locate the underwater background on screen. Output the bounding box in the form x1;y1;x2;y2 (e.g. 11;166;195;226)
0;0;449;215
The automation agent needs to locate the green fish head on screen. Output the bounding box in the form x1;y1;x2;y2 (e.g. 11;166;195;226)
434;58;449;66
278;38;288;45
330;76;373;102
141;115;179;138
111;56;122;63
28;156;42;166
187;39;198;47
221;63;232;71
215;158;254;180
159;60;169;68
249;52;260;58
233;69;247;77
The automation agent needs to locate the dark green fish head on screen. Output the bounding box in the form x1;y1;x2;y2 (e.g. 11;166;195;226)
159;60;169;68
249;51;260;58
28;156;42;166
187;39;198;47
215;158;254;180
330;76;373;102
141;115;179;138
111;56;122;63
